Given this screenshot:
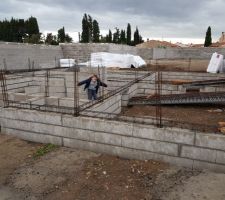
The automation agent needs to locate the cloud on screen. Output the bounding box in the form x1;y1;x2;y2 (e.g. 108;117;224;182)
0;0;225;42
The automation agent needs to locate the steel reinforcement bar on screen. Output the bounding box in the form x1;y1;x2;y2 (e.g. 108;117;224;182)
183;79;225;87
128;92;225;106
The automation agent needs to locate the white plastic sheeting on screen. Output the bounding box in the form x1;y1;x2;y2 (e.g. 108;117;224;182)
83;52;146;68
207;53;224;73
59;59;76;68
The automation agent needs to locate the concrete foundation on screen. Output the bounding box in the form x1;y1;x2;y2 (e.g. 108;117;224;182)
1;108;225;173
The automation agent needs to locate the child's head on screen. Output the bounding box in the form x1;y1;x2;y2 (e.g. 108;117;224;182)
91;74;98;82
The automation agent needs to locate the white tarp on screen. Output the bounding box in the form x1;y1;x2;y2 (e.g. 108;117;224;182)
207;52;224;73
59;59;75;68
87;52;146;68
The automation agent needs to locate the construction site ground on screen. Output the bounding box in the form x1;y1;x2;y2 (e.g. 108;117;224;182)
120;61;208;72
122;105;225;132
1;134;225;200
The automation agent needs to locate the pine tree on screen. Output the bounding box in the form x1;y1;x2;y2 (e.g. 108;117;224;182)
93;20;100;43
81;14;100;43
0;17;40;43
106;29;112;43
113;28;120;44
17;19;25;42
108;29;112;43
120;30;126;44
204;26;212;47
88;15;93;42
25;16;39;37
134;27;140;45
57;27;66;43
81;14;89;43
126;23;132;45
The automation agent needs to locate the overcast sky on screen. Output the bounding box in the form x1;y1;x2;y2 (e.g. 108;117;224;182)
1;0;225;43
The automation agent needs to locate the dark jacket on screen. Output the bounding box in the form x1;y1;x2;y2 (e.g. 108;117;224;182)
78;78;107;93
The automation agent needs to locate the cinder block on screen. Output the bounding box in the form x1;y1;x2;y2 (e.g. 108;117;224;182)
25;86;41;94
49;86;65;93
46;97;59;106
63;138;96;151
49;78;64;86
4;128;62;146
62;116;133;136
63;137;128;157
121;136;178;156
181;145;217;163
195;133;225;151
94;132;122;146
59;98;74;107
59;127;93;141
1;108;62;125
133;124;195;145
216;151;225;165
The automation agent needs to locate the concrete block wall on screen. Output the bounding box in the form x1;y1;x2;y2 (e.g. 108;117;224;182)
153;47;225;60
1;107;225;172
84;93;122;117
61;43;225;63
1;43;225;72
121;84;138;107
32;68;107;99
60;43;142;63
6;76;34;93
0;42;63;70
162;71;225;81
138;72;225;96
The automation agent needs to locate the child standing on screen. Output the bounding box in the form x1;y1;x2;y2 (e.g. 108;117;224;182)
78;75;107;100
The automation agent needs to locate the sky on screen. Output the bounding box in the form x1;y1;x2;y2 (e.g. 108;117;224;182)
1;0;225;44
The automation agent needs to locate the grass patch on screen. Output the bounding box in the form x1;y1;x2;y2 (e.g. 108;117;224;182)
33;143;58;159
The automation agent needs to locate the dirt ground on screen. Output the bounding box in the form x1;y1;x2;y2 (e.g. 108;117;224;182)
119;60;209;72
1;134;225;200
122;105;225;132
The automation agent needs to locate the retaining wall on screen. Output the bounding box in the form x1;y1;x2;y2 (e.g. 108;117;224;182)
1;108;225;172
61;43;148;63
2;42;225;71
61;43;225;62
0;42;63;70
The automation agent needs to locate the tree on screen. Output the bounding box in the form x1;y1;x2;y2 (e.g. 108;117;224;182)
65;34;73;43
204;26;212;47
17;19;26;42
113;28;120;44
134;27;141;45
45;33;58;45
58;27;66;43
25;16;39;37
24;34;41;44
93;20;100;43
106;29;112;43
81;14;100;43
81;14;89;43
0;16;40;43
120;29;126;44
126;23;131;45
88;15;93;42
